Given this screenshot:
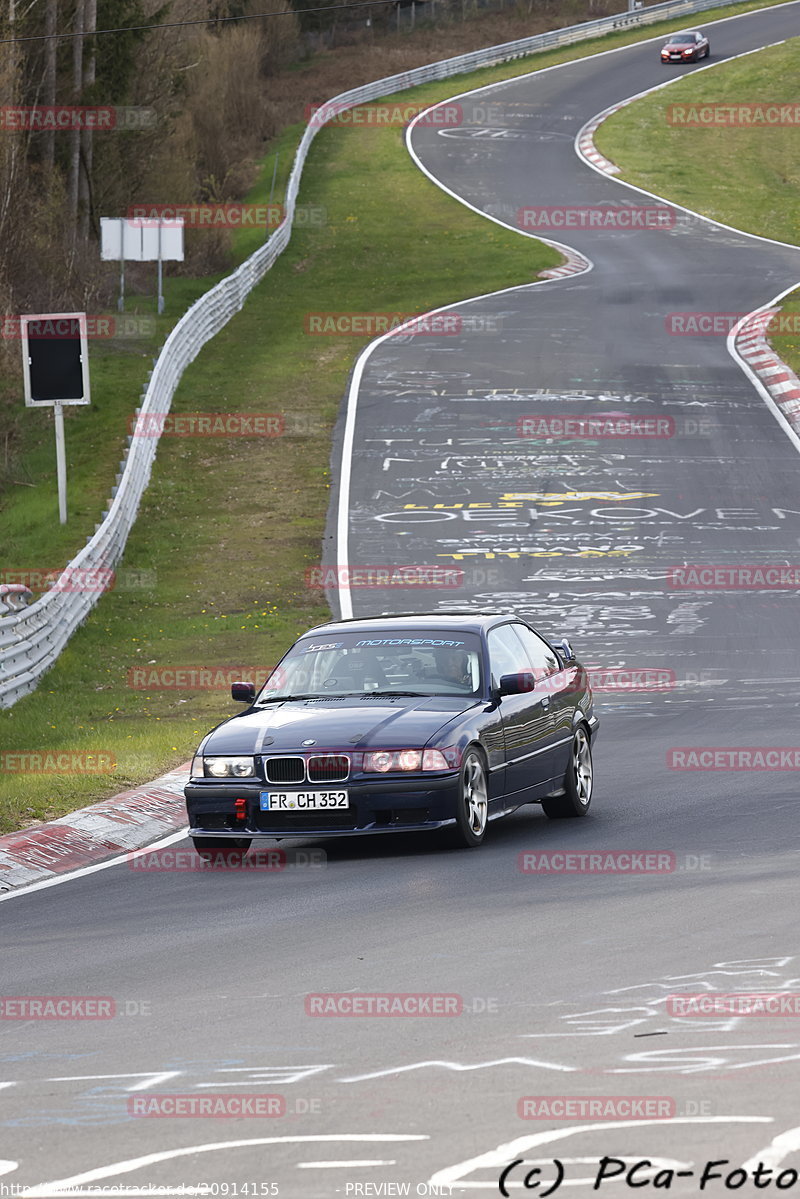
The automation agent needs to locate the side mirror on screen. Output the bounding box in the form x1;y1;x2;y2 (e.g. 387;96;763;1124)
231;681;256;703
556;639;575;663
499;671;535;697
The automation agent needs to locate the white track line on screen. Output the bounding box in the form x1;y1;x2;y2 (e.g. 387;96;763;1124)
573;31;800;444
0;828;188;905
335;266;591;622
728;289;800;453
573;36;800;252
335;0;800;619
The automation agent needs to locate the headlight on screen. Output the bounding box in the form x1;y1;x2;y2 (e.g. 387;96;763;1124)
202;757;256;778
366;751;394;773
363;748;457;773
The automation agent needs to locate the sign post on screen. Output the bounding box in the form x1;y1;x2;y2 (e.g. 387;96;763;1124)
118;219;126;312
157;220;164;314
20;313;91;525
101;217;184;313
53;402;68;523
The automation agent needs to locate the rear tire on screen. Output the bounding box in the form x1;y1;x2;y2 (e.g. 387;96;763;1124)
449;749;489;848
542;727;593;819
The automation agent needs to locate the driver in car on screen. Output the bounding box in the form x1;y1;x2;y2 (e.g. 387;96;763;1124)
432;647;472;689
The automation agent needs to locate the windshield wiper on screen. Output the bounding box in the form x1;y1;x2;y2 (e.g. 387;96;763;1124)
257;690;428;703
363;690;427;698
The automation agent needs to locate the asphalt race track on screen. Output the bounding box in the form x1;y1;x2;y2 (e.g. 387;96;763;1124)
3;3;800;1194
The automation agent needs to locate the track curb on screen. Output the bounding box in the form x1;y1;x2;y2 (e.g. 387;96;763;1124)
733;307;800;430
576;77;800;438
0;763;190;893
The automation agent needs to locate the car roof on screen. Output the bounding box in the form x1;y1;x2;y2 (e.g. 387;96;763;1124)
300;611;521;637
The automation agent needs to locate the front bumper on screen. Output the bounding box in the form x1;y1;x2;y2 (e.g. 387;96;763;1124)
185;772;462;839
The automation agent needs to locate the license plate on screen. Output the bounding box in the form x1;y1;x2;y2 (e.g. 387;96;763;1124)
260;791;349;811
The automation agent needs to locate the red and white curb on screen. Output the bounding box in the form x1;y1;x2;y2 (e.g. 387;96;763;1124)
576;100;627;176
734;307;800;431
540;244;591;279
0;763;190;893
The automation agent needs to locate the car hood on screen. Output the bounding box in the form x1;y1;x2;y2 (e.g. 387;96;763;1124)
201;695;479;755
662;40;693;49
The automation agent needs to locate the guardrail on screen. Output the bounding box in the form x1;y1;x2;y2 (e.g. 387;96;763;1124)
0;0;755;706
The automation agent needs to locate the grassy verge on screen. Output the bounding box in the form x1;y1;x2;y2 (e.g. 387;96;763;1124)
595;35;800;371
596;37;800;243
0;0;788;832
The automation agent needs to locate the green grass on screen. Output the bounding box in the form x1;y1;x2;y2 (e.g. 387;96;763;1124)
768;293;800;378
0;0;788;833
596;37;800;244
1;279;207;566
595;35;800;374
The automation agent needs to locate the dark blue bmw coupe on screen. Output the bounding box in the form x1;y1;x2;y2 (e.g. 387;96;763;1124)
184;612;599;854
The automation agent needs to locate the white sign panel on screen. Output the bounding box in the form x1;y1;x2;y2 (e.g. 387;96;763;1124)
140;220;184;262
101;217;141;261
100;217;184;262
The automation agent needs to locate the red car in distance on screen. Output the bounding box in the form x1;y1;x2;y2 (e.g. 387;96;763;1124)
661;30;710;63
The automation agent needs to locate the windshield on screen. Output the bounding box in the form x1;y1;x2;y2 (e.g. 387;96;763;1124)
669;34;696;42
257;630;484;701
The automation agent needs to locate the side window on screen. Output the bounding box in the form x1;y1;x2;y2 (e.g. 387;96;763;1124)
487;624;528;685
513;624;560;681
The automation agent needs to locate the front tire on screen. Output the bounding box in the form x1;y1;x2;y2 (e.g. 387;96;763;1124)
449;749;489;847
542;727;593;819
